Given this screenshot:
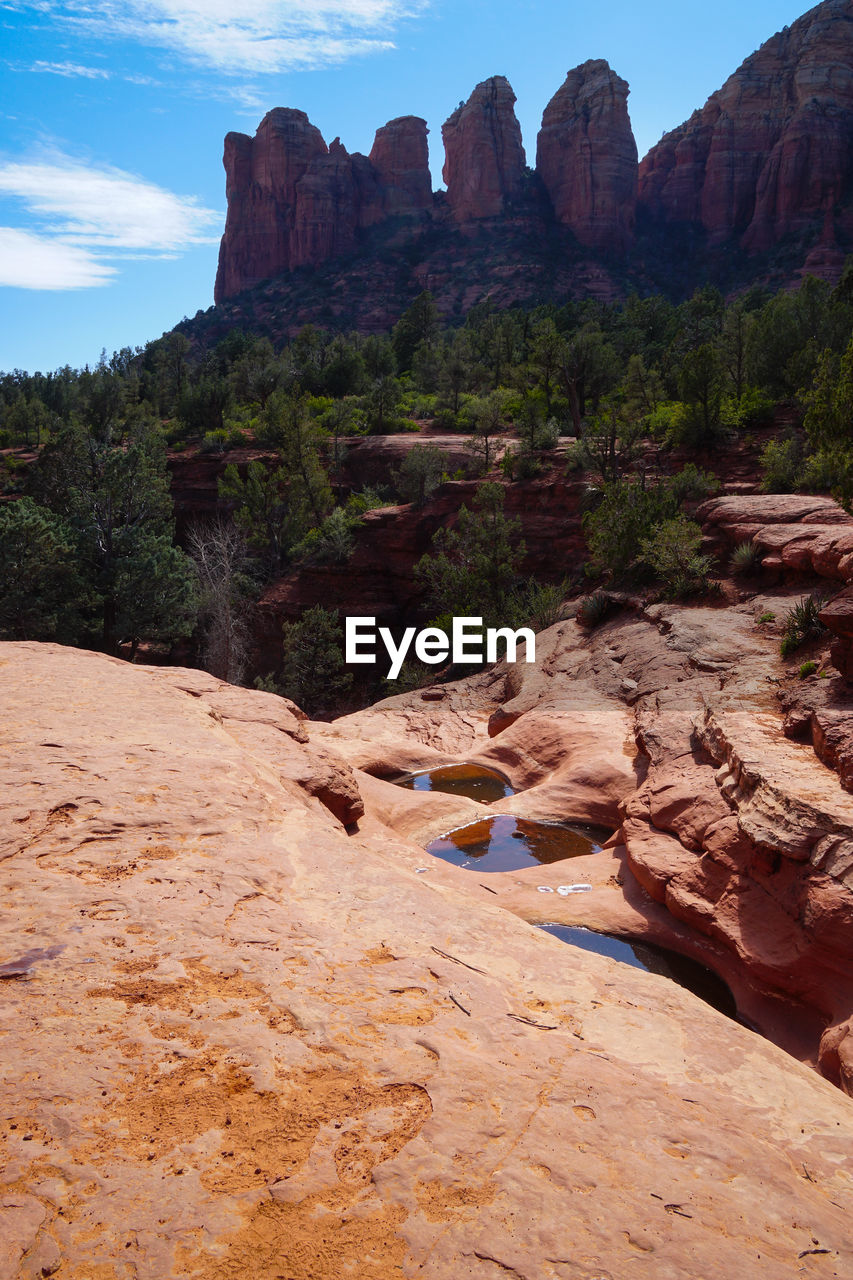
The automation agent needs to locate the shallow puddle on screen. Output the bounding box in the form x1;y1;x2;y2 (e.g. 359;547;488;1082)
537;924;738;1019
426;814;605;873
396;763;514;804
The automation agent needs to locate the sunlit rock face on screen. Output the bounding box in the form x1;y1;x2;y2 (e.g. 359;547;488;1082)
441;76;527;221
215;108;432;301
638;0;853;251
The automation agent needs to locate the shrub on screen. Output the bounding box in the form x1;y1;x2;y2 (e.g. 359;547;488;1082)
394;444;446;506
760;437;800;493
799;660;818;679
519;581;569;632
731;540;763;575
801;449;851;495
667;463;720;503
640;515;714;599
564;441;585;473
310;507;356;563
780;594;827;657
576;592;611;629
514;452;542;480
500;448;518;479
723;387;775;431
757;610;776;625
200;428;229;454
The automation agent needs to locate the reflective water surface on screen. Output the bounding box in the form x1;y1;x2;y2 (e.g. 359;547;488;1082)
396;764;514;804
426;814;605;873
537;924;738;1019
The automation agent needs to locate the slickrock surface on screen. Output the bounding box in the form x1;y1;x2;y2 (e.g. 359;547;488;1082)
638;0;853;253
322;566;853;1090
536;60;638;252
3;641;853;1278
441;77;527;221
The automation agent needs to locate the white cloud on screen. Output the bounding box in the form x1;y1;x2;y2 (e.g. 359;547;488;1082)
0;156;221;251
31;59;111;78
0;154;221;289
0;227;116;288
11;1;423;74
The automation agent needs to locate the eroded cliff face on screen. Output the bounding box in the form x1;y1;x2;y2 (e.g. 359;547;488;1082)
213;2;853;314
441;76;527;221
536;59;638;252
214;109;431;302
638;0;853;250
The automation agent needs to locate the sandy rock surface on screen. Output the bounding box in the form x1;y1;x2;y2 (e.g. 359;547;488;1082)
3;641;853;1278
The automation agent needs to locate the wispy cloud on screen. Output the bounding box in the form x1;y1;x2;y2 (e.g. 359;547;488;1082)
26;59;158;85
0;227;116;289
0;153;221;289
10;1;424;75
31;59;111;78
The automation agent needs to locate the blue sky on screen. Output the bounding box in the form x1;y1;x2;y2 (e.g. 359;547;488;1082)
1;0;811;374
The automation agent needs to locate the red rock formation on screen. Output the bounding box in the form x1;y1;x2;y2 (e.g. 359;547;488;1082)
638;0;853;250
290;138;359;268
441;76;527;220
536;59;638;252
215;109;327;300
368;116;432;219
215;110;433;302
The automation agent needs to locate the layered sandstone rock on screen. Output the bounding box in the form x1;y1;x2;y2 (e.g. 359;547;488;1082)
3;641;853;1278
536;59;638;251
368;116;432;219
638;0;853;250
321;576;853;1092
215;109;432;301
441;76;527;220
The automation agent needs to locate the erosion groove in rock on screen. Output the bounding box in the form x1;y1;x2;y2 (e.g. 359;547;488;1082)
2;639;853;1277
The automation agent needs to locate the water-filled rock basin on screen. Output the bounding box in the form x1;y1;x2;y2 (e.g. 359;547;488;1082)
396;763;514;804
426;814;605;874
538;924;737;1019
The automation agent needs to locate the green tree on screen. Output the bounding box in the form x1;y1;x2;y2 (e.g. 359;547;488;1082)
395;444;446;507
416;482;525;626
465;391;506;473
34;420;197;654
273;605;353;717
219;460;297;574
676;342;725;446
260;392;332;528
557;324;618;433
530;319;563;418
393;291;440;372
578;398;644;484
803;339;853;507
0;498;88;641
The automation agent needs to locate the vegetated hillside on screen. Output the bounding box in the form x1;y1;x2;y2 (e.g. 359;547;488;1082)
184;0;853;354
4;269;853;716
